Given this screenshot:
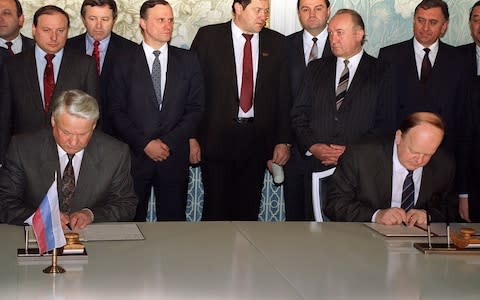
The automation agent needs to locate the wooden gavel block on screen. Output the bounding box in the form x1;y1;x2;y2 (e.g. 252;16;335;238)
451;227;480;248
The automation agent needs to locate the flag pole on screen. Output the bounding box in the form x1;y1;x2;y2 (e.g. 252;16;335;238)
43;248;65;274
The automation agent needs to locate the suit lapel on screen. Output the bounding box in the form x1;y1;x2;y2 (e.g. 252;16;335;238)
40;133;61;191
374;140;394;208
74;132;101;209
294;31;306;67
343;53;372;101
25;52;44;112
162;45;179;110
416;162;435;208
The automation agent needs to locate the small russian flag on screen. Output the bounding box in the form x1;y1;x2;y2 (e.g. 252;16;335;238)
29;180;66;254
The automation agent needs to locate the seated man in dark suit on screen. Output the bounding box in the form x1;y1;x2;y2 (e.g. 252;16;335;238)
326;112;455;226
0;89;138;229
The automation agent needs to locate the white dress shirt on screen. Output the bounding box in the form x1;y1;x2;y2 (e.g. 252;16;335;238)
231;20;259;118
302;28;328;65
413;38;439;80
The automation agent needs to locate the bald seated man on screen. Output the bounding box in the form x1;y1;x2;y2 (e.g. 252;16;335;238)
326;112;455;226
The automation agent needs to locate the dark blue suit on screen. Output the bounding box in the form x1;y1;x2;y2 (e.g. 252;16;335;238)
108;44;204;221
66;32;137;135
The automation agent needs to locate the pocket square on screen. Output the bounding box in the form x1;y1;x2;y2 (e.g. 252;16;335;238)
262;52;269;57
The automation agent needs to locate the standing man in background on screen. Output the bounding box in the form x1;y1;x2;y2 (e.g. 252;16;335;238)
378;0;465;153
190;0;291;221
109;0;204;221
291;9;395;221
0;0;34;55
457;1;480;223
284;0;332;221
67;0;137;136
0;5;98;165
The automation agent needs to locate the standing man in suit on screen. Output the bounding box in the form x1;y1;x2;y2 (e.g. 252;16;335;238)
377;0;464;153
0;0;34;55
108;0;204;221
291;9;394;221
190;0;291;221
457;1;480;80
458;2;480;223
67;0;137;135
0;89;138;229
0;5;98;165
284;0;332;221
326;112;455;225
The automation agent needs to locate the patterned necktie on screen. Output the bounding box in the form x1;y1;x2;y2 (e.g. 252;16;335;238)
335;59;349;110
401;170;414;211
308;37;318;63
240;33;253;113
152;50;162;109
92;40;101;74
5;41;14;56
420;48;431;83
43;54;56;113
60;153;75;214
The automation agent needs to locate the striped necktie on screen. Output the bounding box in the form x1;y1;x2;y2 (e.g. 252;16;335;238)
308;37;318;63
401;170;414;211
335;59;349;110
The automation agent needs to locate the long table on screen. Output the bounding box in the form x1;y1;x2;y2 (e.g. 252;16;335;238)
1;222;480;299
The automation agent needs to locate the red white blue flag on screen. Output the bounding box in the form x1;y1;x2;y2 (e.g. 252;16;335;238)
29;180;66;254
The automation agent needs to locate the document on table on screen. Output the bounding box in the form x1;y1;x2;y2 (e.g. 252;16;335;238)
364;222;480;237
364;223;442;237
26;223;145;242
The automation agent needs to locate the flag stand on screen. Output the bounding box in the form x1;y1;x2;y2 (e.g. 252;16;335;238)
43;248;65;274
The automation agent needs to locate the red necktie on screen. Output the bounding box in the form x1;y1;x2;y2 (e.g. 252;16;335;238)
43;54;55;113
240;34;253;113
5;41;14;56
92;40;100;74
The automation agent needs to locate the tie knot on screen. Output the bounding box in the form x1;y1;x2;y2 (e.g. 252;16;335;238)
312;37;318;44
5;41;13;48
423;48;430;54
67;153;75;162
407;170;413;177
45;54;55;62
153;50;161;58
343;59;350;67
94;40;100;47
242;33;253;41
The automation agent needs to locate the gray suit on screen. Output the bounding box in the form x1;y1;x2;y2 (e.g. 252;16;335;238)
0;129;137;225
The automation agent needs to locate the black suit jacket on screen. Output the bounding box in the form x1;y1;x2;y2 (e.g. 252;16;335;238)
20;34;35;51
190;21;291;161
291;52;396;172
378;39;466;152
108;44;204;157
457;43;478;79
66;33;137;135
0;129;138;225
325;136;455;222
0;47;98;163
287;30;332;98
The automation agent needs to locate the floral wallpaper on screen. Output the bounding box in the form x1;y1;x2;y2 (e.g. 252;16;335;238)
19;0;475;221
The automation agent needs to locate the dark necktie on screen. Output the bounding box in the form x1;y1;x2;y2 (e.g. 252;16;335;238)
401;170;414;211
92;40;100;74
240;33;253;113
5;41;14;56
420;48;431;83
43;54;55;113
152;50;162;109
335;59;349;110
60;154;75;213
309;37;318;63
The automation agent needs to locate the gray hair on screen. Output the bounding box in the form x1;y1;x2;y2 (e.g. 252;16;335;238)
52;89;100;122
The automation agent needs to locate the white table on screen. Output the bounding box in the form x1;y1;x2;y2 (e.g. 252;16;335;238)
1;222;479;299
